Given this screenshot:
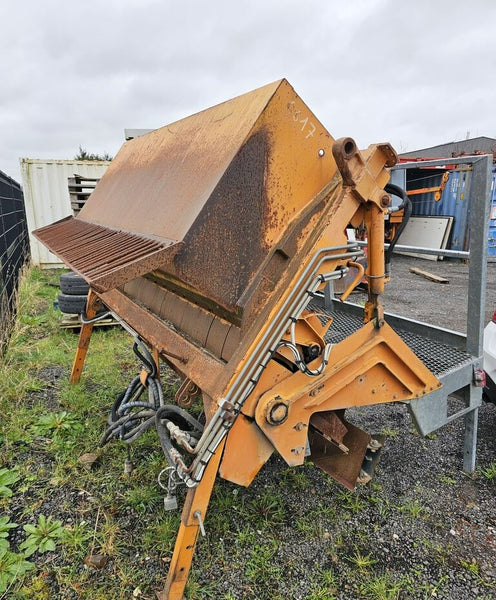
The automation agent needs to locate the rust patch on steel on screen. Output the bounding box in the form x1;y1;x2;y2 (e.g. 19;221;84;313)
99;288;229;397
144;271;242;325
33;217;179;293
309;418;371;490
310;411;348;447
122;276;237;360
174;130;270;315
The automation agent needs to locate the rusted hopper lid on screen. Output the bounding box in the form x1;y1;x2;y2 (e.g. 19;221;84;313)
34;79;339;324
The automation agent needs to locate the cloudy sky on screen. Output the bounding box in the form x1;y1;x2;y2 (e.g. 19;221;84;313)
1;0;495;182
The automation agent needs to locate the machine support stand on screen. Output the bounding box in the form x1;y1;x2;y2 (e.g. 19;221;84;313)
70;289;101;383
158;439;226;600
463;407;478;474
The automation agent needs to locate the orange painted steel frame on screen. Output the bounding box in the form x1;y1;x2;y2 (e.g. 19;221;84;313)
157;141;438;600
69;141;440;600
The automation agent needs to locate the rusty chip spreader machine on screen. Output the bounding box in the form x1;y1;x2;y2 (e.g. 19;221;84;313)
34;79;440;599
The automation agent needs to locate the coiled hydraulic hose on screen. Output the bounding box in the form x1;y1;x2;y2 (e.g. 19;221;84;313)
101;339;204;487
101;339;162;446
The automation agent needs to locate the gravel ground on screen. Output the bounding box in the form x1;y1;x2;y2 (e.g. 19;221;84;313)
191;254;496;599
6;256;496;599
382;254;496;333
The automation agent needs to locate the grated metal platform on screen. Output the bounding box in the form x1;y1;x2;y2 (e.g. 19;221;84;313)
308;299;472;379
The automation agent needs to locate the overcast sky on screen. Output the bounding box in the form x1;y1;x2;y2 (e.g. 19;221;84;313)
1;0;495;182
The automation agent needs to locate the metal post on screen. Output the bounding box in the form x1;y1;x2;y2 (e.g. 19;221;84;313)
462;155;492;473
324;281;334;310
466;155;492;358
463;405;479;474
394;155;493;473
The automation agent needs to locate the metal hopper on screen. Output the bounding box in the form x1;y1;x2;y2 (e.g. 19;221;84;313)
34;79;441;600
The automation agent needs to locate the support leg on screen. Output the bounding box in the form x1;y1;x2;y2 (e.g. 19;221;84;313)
463;407;479;474
158;439;226;600
463;383;481;474
70;290;102;383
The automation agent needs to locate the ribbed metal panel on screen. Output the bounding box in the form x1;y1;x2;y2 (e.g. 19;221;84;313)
20;158;110;267
489;171;496;256
309;300;472;378
407;169;447;216
406;165;496;253
33;216;178;292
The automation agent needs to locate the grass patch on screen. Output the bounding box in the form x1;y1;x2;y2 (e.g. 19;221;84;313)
1;265;494;599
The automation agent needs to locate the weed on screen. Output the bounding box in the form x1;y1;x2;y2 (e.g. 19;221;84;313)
305;585;337;600
359;572;403;599
19;572;52;599
439;475;457;485
478;460;496;481
397;499;424;518
245;490;285;528
205;485;242;536
0;516;17;551
140;514;180;554
416;574;450;597
0;547;35;594
280;467;310;489
236;526;256;547
96;517;125;557
306;569;338;599
19;514;64;556
29;411;82;440
245;540;281;583
295;506;335;539
346;549;378;570
376;499;391;519
184;570;218;598
337;489;366;513
381;427;398;439
0;467;20;498
421;539;453;565
123;485;162;513
61;521;93;553
460;558;480;574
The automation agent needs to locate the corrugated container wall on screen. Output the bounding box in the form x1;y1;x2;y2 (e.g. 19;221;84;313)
405;165;496;254
488;169;496;256
21;159;110;267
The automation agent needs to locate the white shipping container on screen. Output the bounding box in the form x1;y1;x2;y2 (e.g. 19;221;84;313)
20;158;111;268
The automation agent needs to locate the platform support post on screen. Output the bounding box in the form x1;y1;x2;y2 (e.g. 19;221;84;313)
463;407;478;474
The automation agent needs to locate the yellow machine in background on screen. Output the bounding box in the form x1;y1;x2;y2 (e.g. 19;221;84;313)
34;80;441;599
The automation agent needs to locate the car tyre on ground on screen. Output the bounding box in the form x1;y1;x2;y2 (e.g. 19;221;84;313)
59;272;90;295
57;293;89;315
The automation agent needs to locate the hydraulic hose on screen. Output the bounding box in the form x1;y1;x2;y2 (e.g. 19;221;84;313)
155;405;204;433
384;182;412;276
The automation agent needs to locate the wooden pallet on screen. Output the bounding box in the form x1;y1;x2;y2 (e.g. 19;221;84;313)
59;313;119;330
68;175;100;216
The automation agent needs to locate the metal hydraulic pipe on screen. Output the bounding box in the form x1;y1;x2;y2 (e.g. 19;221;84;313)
191;246;361;461
189;245;364;482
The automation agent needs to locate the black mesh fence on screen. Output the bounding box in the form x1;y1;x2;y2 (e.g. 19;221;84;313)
0;169;30;352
